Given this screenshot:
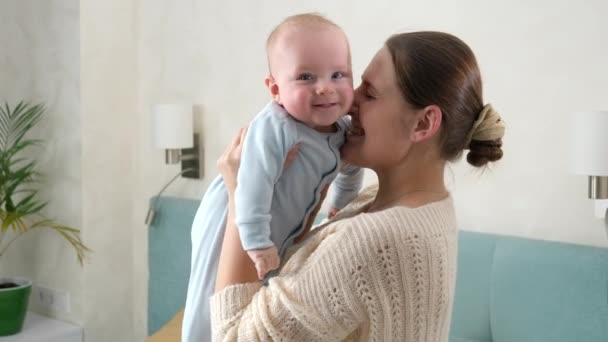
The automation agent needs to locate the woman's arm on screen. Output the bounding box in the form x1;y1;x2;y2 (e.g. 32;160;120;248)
214;127;259;291
215;180;259;291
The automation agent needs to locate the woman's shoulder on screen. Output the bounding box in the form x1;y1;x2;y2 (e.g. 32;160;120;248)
292;186;457;267
336;192;457;244
282;194;457;280
331;184;378;218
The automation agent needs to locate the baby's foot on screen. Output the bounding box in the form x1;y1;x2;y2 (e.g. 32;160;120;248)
247;247;280;280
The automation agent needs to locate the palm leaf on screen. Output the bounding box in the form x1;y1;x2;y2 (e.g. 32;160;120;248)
0;101;89;265
0;102;43;152
0;106;9;148
7;103;43;148
3;140;42;161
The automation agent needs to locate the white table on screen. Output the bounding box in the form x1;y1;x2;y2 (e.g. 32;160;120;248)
0;312;82;342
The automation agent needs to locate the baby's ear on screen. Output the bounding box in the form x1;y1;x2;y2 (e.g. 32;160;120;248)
265;76;280;102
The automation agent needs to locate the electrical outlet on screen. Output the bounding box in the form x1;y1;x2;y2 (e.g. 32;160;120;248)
32;285;70;314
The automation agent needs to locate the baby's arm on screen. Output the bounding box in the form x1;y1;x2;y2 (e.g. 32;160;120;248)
327;163;364;217
236;104;296;279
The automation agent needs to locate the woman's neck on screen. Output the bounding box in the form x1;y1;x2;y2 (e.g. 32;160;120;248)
370;156;447;212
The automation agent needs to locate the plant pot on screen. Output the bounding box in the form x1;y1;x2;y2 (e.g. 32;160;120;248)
0;277;32;336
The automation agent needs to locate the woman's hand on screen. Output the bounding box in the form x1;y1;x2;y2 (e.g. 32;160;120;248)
217;126;248;194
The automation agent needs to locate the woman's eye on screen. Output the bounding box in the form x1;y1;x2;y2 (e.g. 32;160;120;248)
332;72;344;79
297;73;314;81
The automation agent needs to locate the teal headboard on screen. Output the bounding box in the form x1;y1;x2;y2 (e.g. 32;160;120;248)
147;196;200;336
451;231;608;341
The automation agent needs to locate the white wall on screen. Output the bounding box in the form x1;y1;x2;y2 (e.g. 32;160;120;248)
2;0;607;341
80;0;137;340
0;0;83;325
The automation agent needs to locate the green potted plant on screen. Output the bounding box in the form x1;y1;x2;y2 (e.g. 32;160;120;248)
0;101;89;336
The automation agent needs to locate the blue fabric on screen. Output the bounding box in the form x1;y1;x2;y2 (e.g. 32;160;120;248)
147;196;199;336
235;101;361;252
450;231;608;342
450;232;496;342
490;236;608;342
181;178;228;342
328;162;364;209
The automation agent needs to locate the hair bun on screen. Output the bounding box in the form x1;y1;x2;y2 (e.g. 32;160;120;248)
466;139;503;167
464;104;505;148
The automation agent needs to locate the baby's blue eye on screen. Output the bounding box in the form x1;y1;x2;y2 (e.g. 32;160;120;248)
332;72;344;79
297;73;314;81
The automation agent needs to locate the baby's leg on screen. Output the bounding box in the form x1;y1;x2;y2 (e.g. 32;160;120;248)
182;176;228;342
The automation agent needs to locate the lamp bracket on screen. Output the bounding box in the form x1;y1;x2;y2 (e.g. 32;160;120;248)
588;176;608;199
180;133;203;179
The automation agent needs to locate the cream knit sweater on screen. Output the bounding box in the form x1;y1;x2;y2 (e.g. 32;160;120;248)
210;185;459;341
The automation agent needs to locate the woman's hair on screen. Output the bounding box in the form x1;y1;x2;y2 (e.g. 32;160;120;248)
385;31;503;167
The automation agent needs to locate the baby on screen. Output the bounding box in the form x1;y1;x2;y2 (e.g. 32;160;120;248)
182;13;363;342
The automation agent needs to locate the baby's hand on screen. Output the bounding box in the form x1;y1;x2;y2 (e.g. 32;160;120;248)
247;247;280;280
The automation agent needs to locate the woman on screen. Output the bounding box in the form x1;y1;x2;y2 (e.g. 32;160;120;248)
211;31;505;341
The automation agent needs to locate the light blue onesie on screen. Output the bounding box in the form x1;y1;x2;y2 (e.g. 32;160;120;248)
182;101;363;342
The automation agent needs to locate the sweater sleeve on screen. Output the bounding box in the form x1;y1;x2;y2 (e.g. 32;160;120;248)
235;104;296;251
209;224;366;341
328;162;364;209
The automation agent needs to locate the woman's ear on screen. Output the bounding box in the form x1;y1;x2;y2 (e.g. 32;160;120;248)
410;105;442;143
264;76;280;102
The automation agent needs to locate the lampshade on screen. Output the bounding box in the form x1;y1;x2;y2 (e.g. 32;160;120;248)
151;104;193;149
571;111;608;176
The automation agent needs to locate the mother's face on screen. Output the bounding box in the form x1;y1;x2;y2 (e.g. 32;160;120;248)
341;47;420;170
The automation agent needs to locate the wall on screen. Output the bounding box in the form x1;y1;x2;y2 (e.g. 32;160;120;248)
0;0;83;324
80;0;137;340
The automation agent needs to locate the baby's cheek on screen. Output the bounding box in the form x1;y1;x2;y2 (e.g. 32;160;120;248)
341;85;355;107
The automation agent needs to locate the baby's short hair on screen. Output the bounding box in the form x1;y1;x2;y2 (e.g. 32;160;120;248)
266;13;344;73
266;13;340;53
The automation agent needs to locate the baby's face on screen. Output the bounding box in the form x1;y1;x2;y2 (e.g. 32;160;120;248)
269;26;354;130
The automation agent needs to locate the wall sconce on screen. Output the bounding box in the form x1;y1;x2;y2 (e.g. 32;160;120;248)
151;104;202;179
571;110;608;225
146;104;203;225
